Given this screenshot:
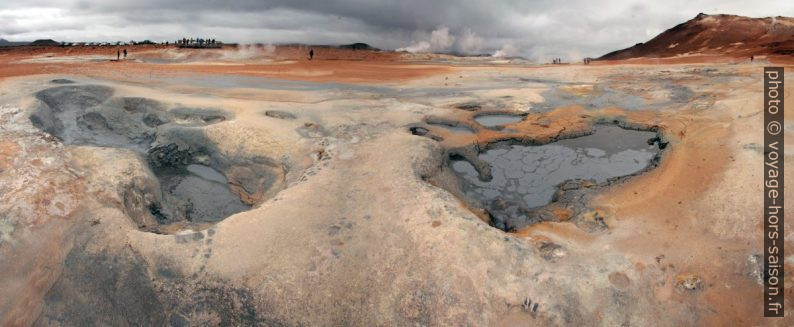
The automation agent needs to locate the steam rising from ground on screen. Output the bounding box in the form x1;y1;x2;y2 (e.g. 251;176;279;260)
397;26;456;53
458;28;484;54
220;44;276;61
153;44;276;63
492;44;518;58
398;25;516;57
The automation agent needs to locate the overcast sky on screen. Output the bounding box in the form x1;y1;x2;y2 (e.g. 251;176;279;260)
1;0;792;60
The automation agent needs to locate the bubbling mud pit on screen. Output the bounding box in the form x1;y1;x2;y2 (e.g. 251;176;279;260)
28;81;284;232
441;123;666;232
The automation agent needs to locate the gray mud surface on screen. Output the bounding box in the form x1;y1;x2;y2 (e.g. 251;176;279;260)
156;165;250;223
451;124;661;230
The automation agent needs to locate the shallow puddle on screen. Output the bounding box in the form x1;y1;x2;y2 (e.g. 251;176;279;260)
430;124;475;134
450;124;661;228
474;114;524;127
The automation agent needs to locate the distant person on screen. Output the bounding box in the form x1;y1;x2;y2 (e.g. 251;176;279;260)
123;49;127;59
309;48;314;60
750;55;754;62
116;49;120;61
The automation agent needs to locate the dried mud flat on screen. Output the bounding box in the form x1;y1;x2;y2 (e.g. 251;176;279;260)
0;47;792;326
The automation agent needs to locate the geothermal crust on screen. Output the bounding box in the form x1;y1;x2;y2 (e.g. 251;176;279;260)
0;46;791;326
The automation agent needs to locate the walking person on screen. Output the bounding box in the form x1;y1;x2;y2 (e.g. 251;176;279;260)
116;49;120;61
308;48;314;60
123;49;127;60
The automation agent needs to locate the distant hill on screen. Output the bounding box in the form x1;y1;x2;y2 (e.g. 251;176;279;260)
598;13;794;60
339;43;379;51
29;39;59;46
0;38;30;46
275;42;380;51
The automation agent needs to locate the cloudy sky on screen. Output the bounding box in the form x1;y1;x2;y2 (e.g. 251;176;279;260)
1;0;792;60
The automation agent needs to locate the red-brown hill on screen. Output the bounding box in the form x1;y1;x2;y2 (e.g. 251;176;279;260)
598;13;794;60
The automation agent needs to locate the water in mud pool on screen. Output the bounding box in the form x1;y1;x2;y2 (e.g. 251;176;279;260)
451;124;660;225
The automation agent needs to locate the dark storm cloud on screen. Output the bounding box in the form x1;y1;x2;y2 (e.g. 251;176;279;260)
1;0;792;60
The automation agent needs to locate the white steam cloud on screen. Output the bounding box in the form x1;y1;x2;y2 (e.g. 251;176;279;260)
398;26;512;56
492;44;518;57
397;25;456;53
457;28;483;54
221;43;276;60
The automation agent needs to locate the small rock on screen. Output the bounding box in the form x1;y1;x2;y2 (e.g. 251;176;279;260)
455;102;482;111
675;273;703;292
538;242;566;261
521;297;531;311
264;110;296;120
409;126;429;136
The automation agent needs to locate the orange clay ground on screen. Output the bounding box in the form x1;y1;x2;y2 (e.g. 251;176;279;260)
0;45;791;326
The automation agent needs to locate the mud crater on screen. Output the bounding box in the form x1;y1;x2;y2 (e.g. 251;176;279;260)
442;122;667;231
29;83;284;232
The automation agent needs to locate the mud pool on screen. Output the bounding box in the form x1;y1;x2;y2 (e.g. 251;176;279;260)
450;124;661;230
28;83;273;231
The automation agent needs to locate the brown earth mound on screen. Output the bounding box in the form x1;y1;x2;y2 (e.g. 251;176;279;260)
598;13;794;60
